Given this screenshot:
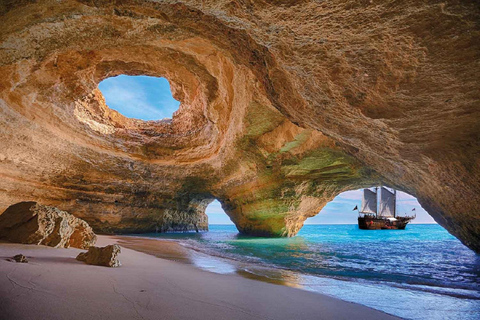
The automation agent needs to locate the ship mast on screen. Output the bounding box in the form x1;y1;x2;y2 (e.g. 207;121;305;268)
379;187;396;217
393;189;396;218
361;187;378;217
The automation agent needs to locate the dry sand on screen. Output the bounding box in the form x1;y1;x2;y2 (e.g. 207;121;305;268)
0;235;399;320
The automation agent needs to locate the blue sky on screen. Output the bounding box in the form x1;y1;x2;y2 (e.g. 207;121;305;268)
98;75;180;120
98;76;436;226
206;189;436;225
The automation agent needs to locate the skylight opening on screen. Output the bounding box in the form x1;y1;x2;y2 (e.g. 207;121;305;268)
98;75;180;121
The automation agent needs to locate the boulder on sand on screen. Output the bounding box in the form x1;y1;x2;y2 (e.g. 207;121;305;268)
76;244;121;267
0;202;96;249
12;254;28;263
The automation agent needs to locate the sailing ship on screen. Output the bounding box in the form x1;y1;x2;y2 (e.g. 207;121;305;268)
355;187;416;230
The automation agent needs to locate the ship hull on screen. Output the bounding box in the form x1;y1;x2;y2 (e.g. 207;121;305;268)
358;216;414;230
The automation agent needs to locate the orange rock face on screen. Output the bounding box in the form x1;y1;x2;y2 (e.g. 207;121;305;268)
0;202;96;249
0;1;479;251
77;244;121;267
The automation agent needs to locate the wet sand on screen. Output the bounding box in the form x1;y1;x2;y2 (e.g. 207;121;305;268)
116;236;192;263
0;235;400;320
115;235;307;288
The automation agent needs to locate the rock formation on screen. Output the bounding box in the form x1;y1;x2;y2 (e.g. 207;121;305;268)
0;202;97;249
12;254;28;263
76;244;121;267
0;1;479;251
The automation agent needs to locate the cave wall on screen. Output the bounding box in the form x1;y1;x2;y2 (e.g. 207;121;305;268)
0;0;479;251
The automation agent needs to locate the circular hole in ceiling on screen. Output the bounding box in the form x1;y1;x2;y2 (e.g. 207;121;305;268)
98;75;180;121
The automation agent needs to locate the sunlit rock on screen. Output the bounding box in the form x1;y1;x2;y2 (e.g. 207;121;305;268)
76;244;121;268
0;202;96;249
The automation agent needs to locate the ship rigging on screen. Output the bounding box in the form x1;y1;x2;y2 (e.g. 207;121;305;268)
354;187;416;230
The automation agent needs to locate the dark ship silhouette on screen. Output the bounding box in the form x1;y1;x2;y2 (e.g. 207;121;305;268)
355;187;416;230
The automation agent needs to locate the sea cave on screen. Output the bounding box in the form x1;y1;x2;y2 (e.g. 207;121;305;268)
0;1;479;319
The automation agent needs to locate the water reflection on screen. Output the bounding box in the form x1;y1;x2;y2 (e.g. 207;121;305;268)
236;268;304;289
115;234;305;289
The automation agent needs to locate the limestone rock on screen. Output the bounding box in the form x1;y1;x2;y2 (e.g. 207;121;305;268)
13;254;28;263
0;1;479;252
76;245;121;268
0;202;96;249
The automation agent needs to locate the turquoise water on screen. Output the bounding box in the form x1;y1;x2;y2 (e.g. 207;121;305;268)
136;224;480;320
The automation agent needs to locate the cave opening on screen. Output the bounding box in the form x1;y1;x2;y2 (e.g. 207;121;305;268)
305;188;437;225
97;75;180;121
205;200;233;226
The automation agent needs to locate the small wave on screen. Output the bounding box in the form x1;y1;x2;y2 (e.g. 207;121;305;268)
130;225;480;320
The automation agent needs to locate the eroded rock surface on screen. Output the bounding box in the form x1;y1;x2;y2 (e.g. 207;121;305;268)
0;202;97;249
76;244;121;267
12;254;28;263
0;1;479;251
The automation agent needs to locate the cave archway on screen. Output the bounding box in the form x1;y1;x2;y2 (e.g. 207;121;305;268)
205;200;233;226
305;188;436;225
0;0;479;252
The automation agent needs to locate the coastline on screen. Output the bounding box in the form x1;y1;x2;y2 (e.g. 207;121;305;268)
0;235;399;320
115;235;307;288
115;227;480;320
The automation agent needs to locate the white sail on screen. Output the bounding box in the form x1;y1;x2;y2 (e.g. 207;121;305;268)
361;188;377;214
379;187;395;217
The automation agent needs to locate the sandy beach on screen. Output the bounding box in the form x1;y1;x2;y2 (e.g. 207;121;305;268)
0;235;400;320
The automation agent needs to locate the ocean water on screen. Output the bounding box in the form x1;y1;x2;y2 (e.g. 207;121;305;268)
135;224;480;320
